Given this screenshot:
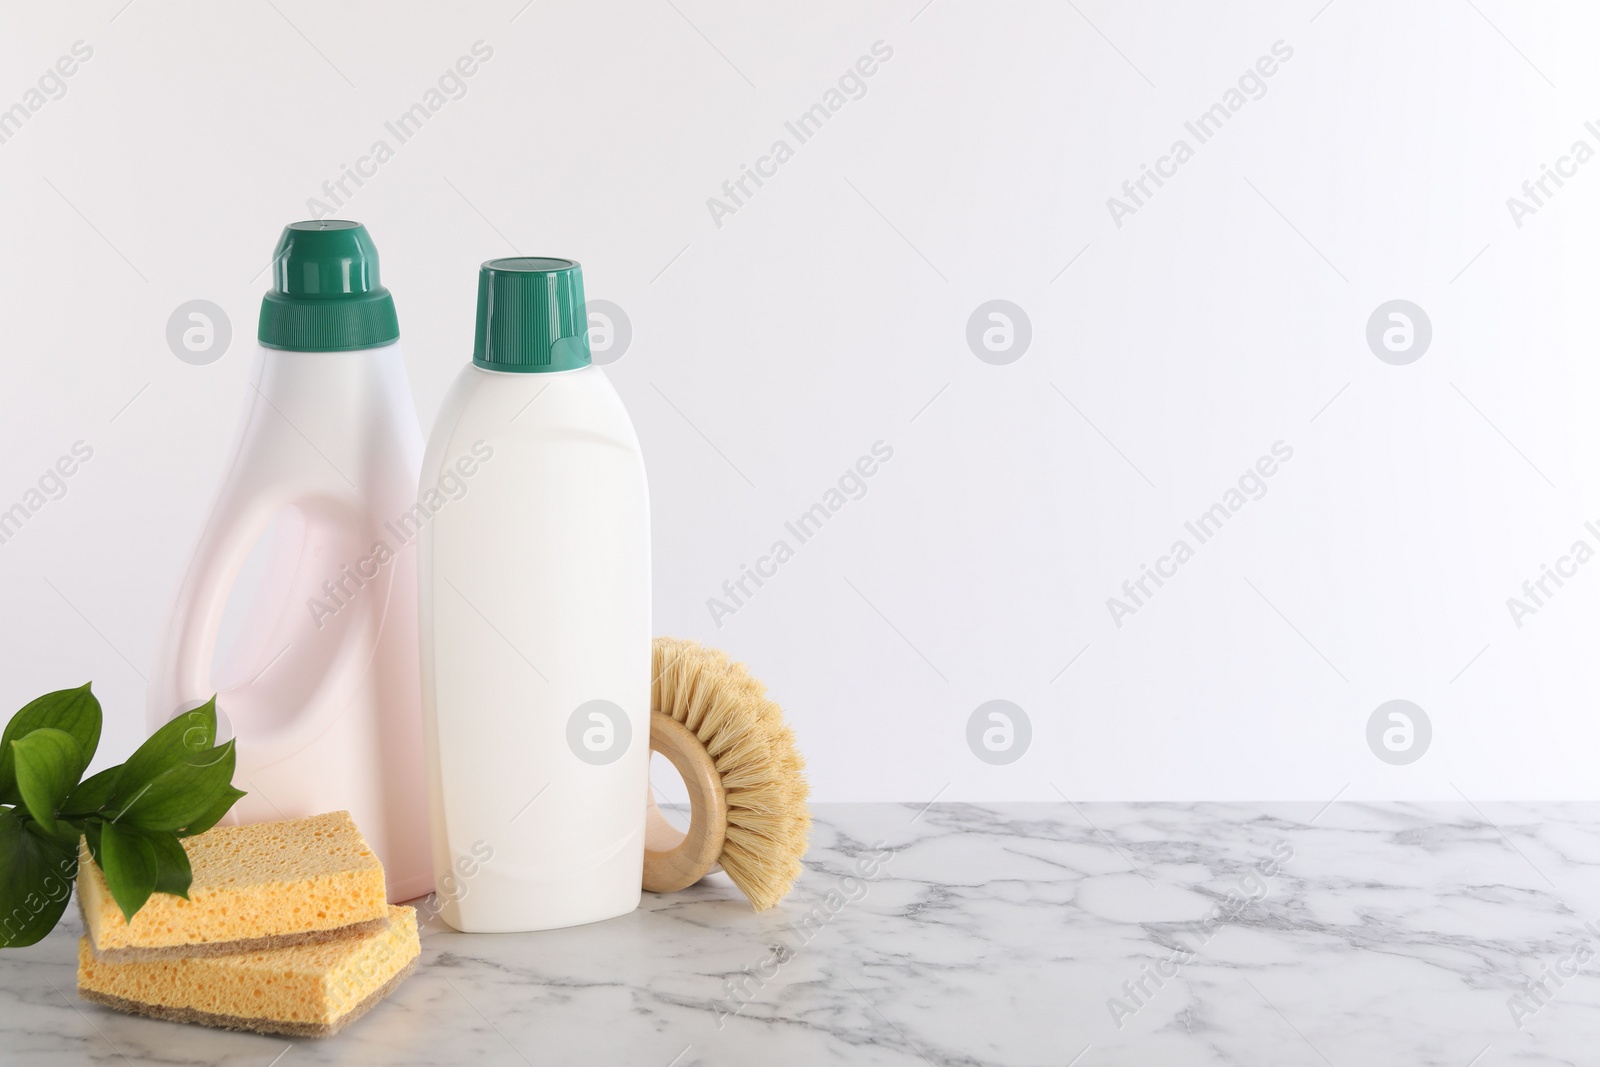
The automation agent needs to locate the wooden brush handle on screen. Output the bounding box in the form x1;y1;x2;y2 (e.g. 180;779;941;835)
643;712;728;894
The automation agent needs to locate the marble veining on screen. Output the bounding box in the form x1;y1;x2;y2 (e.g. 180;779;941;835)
4;801;1600;1065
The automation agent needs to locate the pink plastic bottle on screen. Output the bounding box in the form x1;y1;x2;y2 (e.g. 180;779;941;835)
147;221;431;900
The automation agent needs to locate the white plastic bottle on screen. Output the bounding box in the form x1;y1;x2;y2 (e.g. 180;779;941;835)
418;258;650;931
147;221;433;901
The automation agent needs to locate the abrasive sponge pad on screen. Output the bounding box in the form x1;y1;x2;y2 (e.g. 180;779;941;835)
78;904;420;1037
77;810;390;961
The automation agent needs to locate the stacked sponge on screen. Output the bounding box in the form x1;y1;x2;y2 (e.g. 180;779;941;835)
76;811;421;1037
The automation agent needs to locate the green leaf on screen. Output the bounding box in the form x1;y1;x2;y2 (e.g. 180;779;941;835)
0;684;100;805
100;820;157;923
113;697;219;797
83;818;103;869
25;812;86;852
0;688;244;945
60;766;120;816
145;832;193;899
112;739;237;833
178;785;247;838
11;729;86;834
0;806;79;948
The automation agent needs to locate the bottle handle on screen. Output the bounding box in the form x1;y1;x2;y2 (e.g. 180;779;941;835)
150;479;305;726
149;479;381;773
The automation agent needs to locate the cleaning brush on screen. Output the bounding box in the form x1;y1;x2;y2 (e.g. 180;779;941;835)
643;637;810;910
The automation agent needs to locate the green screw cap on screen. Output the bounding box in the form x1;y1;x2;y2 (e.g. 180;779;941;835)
258;220;400;351
473;257;591;373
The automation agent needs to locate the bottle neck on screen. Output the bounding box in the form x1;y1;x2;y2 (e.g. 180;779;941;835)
253;341;413;422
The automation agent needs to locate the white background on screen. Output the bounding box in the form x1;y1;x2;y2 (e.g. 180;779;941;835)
0;0;1596;803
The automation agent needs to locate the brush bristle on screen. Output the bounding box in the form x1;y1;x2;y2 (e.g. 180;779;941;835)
652;637;810;911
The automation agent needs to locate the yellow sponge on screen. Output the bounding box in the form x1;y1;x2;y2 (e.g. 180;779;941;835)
77;811;390;961
78;904;420;1037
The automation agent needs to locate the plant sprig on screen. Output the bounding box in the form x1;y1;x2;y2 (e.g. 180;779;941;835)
0;685;245;947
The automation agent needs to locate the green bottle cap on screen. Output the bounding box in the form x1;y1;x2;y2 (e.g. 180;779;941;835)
257;220;400;351
473;257;591;373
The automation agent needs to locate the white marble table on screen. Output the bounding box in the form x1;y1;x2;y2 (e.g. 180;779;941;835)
4;801;1599;1066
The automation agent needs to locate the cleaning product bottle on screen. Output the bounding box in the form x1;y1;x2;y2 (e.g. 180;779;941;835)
147;221;433;901
418;257;651;931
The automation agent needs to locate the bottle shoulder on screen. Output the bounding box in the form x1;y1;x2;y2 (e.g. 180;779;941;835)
427;365;639;456
214;343;421;497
